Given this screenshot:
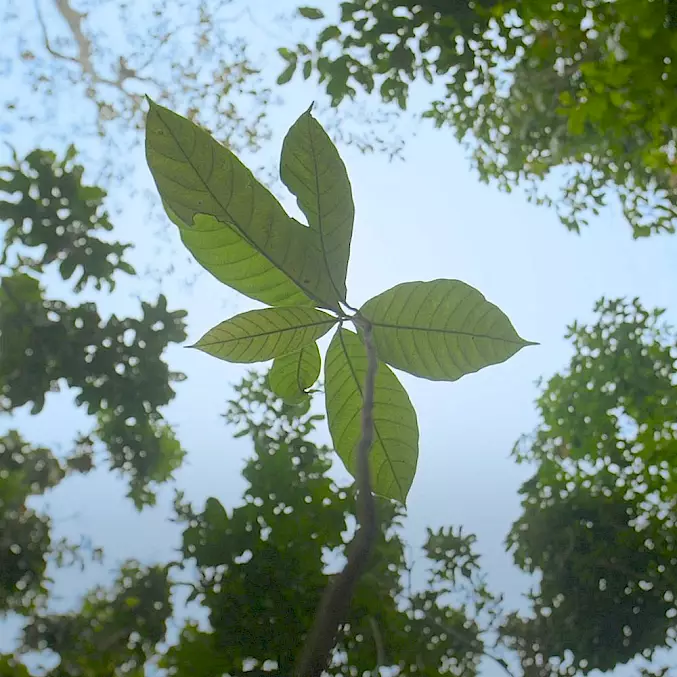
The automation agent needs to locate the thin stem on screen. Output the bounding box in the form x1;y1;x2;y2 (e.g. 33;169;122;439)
294;316;378;677
369;616;385;674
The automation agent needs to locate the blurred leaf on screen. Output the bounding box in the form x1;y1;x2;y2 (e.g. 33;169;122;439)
277;62;297;85
298;6;325;20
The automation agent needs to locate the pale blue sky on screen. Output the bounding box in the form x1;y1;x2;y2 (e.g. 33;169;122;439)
2;2;677;674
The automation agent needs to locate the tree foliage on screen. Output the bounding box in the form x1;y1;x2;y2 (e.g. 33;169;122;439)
286;0;677;237
1;1;404;192
2;0;273;179
506;298;677;675
161;373;504;677
0;146;188;508
0;145;188;633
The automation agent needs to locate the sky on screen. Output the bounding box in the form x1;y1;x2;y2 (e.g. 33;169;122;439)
2;1;677;674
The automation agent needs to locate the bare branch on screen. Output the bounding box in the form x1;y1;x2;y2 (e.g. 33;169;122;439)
35;0;149;98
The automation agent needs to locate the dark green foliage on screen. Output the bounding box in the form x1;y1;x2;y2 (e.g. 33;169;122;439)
23;563;172;676
164;373;495;677
0;147;134;290
0;146;188;508
506;298;677;673
288;0;677;237
0;430;95;614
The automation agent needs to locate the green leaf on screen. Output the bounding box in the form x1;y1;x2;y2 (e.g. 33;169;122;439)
277;63;297;85
325;327;419;503
269;343;321;402
145;99;340;310
317;25;341;48
360;279;535;381
280;107;354;303
164;206;313;308
298;6;325;19
277;47;296;62
193;307;337;364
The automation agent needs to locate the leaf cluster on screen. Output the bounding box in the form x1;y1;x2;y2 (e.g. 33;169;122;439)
145;98;533;502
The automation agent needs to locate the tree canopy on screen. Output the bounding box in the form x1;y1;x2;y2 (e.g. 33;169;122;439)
285;0;677;237
505;297;677;675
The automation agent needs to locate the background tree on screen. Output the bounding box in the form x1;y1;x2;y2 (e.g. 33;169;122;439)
0;145;187;643
285;0;677;237
1;0;401;191
5;371;512;676
504;298;677;675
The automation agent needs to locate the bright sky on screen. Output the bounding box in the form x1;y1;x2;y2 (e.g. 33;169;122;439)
2;2;677;675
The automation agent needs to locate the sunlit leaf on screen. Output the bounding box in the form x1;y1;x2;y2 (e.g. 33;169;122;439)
164;206;313;308
269;343;321;402
325;328;418;503
145;100;340;310
281;106;354;302
360;279;535;381
193;307;336;363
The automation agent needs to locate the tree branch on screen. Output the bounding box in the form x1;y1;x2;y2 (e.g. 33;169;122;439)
295;317;378;677
369;615;386;674
34;0;147;98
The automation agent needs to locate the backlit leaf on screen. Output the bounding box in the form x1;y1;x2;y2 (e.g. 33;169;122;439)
269;343;321;402
164;206;313;308
193;307;336;363
281;107;354;302
325;327;418;503
360;279;535;381
145;100;340;310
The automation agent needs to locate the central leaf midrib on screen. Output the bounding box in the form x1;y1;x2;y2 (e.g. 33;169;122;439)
157;108;325;307
199;319;336;347
338;330;404;501
308;120;344;303
370;320;527;344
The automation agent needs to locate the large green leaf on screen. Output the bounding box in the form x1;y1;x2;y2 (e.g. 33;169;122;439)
280;107;354;302
360;279;535;381
269;343;322;402
193;307;336;363
164;206;312;308
325;328;418;503
145;100;340;310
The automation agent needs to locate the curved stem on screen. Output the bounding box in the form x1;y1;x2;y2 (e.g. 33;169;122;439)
295;317;378;677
